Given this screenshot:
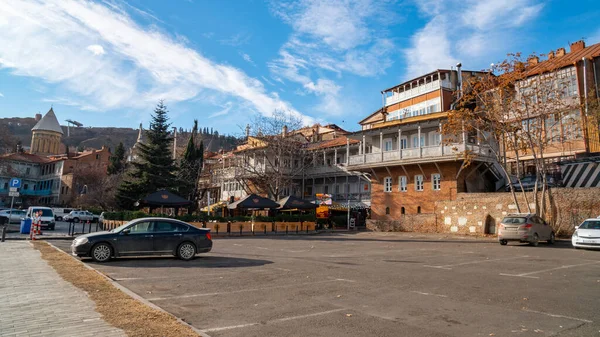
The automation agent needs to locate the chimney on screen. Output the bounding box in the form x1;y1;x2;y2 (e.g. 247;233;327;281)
556;48;566;57
456;62;463;99
35;113;42;121
528;56;539;65
570;40;585;53
282;125;288;138
548;50;555;59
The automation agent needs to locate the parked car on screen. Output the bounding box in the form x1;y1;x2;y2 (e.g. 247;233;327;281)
498;213;555;246
571;218;600;249
64;210;97;223
25;207;56;230
0;209;27;224
505;175;561;192
53;208;76;221
71;217;212;262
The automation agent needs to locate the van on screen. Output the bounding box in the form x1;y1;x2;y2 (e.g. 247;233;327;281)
52;208;76;221
26;206;56;230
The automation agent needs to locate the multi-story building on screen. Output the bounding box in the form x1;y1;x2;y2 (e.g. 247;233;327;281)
346;67;503;222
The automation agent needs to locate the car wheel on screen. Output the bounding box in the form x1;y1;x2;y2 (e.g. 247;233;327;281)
548;232;555;244
500;240;508;246
91;243;112;262
57;216;63;221
177;242;196;261
529;233;539;247
74;217;80;223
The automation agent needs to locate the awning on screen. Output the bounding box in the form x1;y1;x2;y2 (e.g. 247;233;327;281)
277;196;318;210
328;201;371;211
227;194;279;210
200;201;228;212
141;189;192;207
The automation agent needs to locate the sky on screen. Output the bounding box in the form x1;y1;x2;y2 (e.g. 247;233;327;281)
1;0;599;136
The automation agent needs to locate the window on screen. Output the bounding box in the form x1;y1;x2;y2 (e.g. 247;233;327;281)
432;174;441;190
384;177;392;192
26;167;30;175
401;207;405;215
400;137;407;149
383;138;393;152
154;221;189;232
415;175;423;191
128;221;153;233
412;136;424;148
417;206;421;214
399;176;407;192
385;207;390;215
23;184;28;190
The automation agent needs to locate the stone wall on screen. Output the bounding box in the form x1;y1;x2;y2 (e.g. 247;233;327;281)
367;214;437;233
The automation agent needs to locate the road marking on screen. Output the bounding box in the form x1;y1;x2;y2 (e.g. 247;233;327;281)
411;291;448;298
147;279;353;301
201;309;345;333
523;309;593;323
500;261;600;278
424;255;529;270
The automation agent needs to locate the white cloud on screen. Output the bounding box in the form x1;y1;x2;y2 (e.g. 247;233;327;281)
86;44;105;55
240;52;255;66
0;92;4;97
219;33;251;46
209;101;233;118
404;0;544;78
0;0;314;125
42;97;99;111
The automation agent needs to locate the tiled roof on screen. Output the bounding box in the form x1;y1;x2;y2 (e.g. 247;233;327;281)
0;152;52;164
306;136;359;150
31;108;64;134
525;41;600;77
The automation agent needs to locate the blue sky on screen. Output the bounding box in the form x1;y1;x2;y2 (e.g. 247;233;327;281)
1;0;599;136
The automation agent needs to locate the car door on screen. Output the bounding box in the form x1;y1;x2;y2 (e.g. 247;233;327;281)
532;216;548;240
115;221;155;256
153;221;188;253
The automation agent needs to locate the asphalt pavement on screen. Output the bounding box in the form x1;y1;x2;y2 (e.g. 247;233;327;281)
51;232;600;337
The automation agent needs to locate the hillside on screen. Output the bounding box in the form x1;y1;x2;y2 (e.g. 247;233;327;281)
1;117;239;154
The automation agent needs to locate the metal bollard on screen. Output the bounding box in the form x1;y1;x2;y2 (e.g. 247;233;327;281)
81;222;85;234
286;225;288;235
296;225;298;234
264;225;267;235
239;224;243;236
1;225;6;242
88;221;92;233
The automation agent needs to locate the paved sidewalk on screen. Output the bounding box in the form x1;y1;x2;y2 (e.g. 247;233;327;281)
0;241;126;337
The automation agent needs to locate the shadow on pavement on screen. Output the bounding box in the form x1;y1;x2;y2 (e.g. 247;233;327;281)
85;255;273;269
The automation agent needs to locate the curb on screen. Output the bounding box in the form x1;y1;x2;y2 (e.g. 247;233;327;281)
43;241;212;337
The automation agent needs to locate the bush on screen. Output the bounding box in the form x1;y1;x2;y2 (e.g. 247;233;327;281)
102;211;316;223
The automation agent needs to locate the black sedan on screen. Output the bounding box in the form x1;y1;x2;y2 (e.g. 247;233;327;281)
71;217;212;262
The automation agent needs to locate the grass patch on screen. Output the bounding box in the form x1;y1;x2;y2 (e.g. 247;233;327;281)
33;241;199;337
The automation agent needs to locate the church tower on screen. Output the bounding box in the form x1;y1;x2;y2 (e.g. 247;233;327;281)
30;107;64;156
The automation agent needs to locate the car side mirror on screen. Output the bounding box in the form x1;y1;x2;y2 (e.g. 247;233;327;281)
574;226;579;230
121;228;131;235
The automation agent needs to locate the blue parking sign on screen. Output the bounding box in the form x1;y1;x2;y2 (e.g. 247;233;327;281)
9;178;21;188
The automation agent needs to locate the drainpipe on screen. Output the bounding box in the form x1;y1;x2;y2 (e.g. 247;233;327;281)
456;62;463;101
593;58;599;100
583;57;589;116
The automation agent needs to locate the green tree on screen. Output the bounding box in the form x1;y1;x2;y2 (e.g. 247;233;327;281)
107;142;126;175
116;100;178;209
177;119;204;210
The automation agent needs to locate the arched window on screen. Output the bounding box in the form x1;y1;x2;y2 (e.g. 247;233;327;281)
401;207;405;215
385;207;390;215
417;206;421;214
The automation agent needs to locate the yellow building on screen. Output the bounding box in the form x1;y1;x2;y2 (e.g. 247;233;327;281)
30;108;64;156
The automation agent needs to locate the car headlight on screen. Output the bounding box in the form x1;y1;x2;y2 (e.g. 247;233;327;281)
572;230;578;238
74;237;89;246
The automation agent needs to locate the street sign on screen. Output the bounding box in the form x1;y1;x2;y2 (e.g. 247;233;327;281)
9;178;21;189
9;187;18;192
8;191;20;197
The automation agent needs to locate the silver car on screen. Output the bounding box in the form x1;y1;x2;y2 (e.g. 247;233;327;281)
572;219;600;249
498;213;555;246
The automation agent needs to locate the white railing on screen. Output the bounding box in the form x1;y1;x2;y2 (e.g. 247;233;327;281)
347;143;490;167
385;80;441;106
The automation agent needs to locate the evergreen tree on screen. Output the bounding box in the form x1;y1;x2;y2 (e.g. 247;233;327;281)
107;142;126;175
177;120;204;210
116;100;178;209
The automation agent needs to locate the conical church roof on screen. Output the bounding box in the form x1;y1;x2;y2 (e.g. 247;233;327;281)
32;108;64;134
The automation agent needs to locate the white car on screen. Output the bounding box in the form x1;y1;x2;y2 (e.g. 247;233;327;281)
572;218;600;249
0;209;27;223
25;206;56;230
64;210;96;223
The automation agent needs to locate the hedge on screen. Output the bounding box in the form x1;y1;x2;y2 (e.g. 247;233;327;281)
102;211;316;223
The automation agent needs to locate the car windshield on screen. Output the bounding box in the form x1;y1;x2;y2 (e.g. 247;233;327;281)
579;220;600;230
502;217;527;224
110;220;136;233
32;209;53;217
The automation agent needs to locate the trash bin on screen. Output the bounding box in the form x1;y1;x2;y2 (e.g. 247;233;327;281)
20;219;32;234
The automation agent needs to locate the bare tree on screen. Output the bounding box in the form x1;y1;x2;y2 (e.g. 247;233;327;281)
73;166;121;210
233;111;311;200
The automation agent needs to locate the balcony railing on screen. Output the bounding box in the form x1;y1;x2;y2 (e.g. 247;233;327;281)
348;143;490;166
0;189;52;196
385;80;453;107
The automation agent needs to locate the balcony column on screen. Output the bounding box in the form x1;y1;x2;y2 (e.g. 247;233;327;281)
461;121;466;144
323;150;327;166
346;138;350;165
334;148;338;165
380;131;384;161
418;125;422;158
398;129;402;159
439;121;444;155
313;152;316;167
362;134;366;163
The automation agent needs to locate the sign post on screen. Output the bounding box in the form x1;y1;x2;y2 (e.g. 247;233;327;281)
3;178;21;242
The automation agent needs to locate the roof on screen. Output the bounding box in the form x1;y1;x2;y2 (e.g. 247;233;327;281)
31;108;64;134
382;68;488;93
0;152;52;164
305;136;359;151
351;111;449;133
525;41;600;77
358;107;385;125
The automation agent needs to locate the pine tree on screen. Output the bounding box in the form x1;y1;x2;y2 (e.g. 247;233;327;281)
116;100;178;209
107;142;126;175
177;120;204;209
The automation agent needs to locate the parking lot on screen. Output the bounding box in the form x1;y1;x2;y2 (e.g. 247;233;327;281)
52;232;600;337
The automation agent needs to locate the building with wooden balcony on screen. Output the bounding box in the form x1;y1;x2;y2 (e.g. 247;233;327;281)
346;67;504;222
